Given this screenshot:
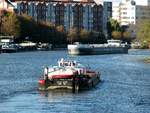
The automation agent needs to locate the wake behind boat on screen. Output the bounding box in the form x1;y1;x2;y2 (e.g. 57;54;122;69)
38;58;100;92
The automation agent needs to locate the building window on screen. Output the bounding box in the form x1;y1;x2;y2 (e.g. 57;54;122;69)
131;21;134;24
131;7;134;10
131;17;134;19
122;8;127;10
122;12;127;14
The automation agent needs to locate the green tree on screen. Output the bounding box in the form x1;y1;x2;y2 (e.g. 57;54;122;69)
136;20;150;48
1;13;21;38
107;18;121;39
18;14;38;41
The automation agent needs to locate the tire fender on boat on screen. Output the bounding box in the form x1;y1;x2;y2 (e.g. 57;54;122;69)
75;81;79;92
72;78;79;93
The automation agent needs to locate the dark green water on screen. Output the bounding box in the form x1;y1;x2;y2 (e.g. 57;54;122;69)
0;49;150;113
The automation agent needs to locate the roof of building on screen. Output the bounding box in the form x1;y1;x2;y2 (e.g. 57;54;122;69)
14;0;95;3
5;0;16;7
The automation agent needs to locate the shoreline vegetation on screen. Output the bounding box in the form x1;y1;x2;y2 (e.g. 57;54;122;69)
0;10;107;45
144;57;150;63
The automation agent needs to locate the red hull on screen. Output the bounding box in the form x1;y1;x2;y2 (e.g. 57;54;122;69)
50;74;74;79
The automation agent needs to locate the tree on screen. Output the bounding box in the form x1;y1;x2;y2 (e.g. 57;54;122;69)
110;18;121;31
126;24;136;39
112;31;121;40
123;31;132;43
136;20;150;48
67;27;78;43
56;25;64;32
107;18;121;39
79;29;90;43
18;15;57;43
18;14;38;41
0;10;8;34
52;25;66;44
1;13;21;38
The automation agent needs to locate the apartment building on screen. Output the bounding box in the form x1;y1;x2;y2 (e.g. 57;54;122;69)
0;0;16;12
16;0;103;32
103;2;112;37
136;5;150;23
112;0;150;26
112;0;136;26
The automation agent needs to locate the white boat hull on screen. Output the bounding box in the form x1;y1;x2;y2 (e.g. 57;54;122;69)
68;44;128;55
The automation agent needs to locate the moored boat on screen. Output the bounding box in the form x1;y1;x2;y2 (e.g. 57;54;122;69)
38;58;100;92
37;43;52;51
1;44;18;53
68;40;129;55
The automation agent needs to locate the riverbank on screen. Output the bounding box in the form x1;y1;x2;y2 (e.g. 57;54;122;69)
0;43;67;53
144;57;150;63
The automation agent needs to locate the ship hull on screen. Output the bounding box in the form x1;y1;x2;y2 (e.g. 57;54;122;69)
38;58;101;92
68;45;128;55
1;48;17;53
38;75;100;92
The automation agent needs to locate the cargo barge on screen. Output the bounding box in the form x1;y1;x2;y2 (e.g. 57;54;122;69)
38;58;100;92
68;40;129;55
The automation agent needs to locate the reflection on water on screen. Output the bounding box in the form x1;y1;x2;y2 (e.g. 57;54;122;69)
0;50;150;113
39;90;74;102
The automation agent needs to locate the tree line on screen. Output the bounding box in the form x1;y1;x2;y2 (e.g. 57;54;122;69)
0;10;67;45
107;18;150;48
1;10;149;47
136;20;150;48
107;18;133;43
0;10;107;45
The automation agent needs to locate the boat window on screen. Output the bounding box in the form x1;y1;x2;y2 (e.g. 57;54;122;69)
48;68;54;72
108;40;121;43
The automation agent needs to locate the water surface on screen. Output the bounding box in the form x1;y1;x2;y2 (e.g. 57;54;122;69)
0;49;150;113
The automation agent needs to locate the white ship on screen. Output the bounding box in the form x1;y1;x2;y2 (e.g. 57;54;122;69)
68;40;129;55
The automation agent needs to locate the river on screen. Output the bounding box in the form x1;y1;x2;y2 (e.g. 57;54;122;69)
0;49;150;113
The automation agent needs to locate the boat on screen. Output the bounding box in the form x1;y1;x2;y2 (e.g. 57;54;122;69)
67;40;129;55
0;36;18;53
0;45;2;53
37;43;52;51
38;58;100;92
1;43;18;53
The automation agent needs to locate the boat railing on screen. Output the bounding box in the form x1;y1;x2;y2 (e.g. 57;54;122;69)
58;58;77;67
69;43;127;48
